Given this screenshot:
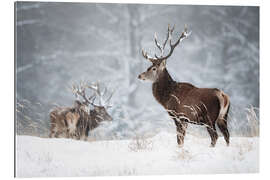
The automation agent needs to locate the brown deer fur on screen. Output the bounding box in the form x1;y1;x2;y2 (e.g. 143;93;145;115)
65;111;80;138
49;107;71;138
138;25;230;147
75;106;112;140
49;102;112;140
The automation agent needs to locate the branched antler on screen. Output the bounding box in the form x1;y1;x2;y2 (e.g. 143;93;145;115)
154;24;174;57
71;81;114;107
71;81;95;106
142;24;191;63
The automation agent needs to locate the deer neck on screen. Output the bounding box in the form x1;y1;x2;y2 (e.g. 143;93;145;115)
89;110;99;130
152;68;176;107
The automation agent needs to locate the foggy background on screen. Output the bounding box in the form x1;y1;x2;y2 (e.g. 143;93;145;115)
15;2;259;139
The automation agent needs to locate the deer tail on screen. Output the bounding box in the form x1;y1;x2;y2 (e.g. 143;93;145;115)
216;90;230;122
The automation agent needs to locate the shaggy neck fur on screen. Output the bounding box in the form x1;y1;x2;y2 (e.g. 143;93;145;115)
152;68;176;107
89;110;100;130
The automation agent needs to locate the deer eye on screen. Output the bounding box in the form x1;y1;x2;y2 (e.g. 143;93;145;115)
152;67;157;71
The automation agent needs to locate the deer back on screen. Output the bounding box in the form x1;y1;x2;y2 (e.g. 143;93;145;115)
50;107;71;128
170;86;221;124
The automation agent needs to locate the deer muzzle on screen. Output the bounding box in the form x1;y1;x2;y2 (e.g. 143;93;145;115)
138;73;146;81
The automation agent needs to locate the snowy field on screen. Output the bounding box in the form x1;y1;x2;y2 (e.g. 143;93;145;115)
16;132;259;177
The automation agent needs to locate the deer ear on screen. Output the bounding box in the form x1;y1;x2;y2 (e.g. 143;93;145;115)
160;60;166;70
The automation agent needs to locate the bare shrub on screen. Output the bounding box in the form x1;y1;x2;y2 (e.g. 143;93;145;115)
175;149;193;162
246;106;259;137
128;134;153;152
16;99;50;137
233;141;254;161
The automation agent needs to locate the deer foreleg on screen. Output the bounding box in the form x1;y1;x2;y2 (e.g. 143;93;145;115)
83;126;89;141
173;118;188;147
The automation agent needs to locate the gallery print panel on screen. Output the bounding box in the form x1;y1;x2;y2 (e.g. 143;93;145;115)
15;1;259;177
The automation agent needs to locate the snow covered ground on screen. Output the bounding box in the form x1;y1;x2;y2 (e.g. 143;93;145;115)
16;132;259;177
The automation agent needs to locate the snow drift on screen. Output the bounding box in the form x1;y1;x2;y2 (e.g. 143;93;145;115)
16;132;259;177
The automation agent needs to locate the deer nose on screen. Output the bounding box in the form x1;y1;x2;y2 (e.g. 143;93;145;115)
138;74;142;79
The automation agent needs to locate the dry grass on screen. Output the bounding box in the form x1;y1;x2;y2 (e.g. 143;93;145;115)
16;99;51;137
175;149;193;161
233;140;254;161
246;106;259;137
128;134;153;152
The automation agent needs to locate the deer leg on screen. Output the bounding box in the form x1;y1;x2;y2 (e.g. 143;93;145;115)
217;118;230;146
76;133;81;140
55;128;67;138
216;92;230;146
78;128;86;141
49;126;56;138
72;131;79;139
75;128;81;140
83;126;89;141
54;131;60;138
49;123;57;138
173;119;187;147
49;131;55;138
206;126;218;147
67;128;78;139
66;129;71;139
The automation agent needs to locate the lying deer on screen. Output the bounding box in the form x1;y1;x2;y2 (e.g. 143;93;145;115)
49;82;113;140
71;82;113;140
138;25;230;147
49;100;81;138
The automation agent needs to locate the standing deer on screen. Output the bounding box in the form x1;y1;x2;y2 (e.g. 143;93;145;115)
138;25;230;147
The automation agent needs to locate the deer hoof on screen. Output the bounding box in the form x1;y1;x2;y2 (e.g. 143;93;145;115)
178;144;184;148
209;144;216;148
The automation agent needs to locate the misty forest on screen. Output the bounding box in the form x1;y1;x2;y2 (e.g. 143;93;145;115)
16;2;259;140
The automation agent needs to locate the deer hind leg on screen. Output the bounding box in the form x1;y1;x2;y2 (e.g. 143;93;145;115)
203;111;218;147
49;127;56;138
217;118;230;146
216;91;230;146
206;126;218;147
49;122;58;138
217;104;230;146
49;131;56;138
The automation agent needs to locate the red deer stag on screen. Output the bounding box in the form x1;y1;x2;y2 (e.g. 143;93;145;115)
49;82;113;140
49;100;82;138
138;25;230;147
70;82;113;140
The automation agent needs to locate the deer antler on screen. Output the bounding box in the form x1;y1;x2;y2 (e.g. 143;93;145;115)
87;82;114;107
154;24;174;57
104;89;114;108
142;24;191;63
87;82;102;106
71;81;114;107
71;81;96;106
142;49;156;63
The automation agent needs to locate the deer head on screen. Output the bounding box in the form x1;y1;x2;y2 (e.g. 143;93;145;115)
71;81;113;122
88;82;113;122
138;24;191;82
92;106;113;122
